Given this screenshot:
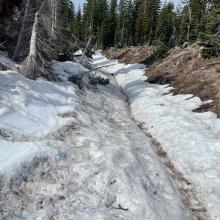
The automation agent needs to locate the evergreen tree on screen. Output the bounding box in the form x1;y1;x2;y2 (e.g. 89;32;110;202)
115;0;129;47
206;0;220;37
135;0;160;45
108;0;117;47
71;0;218;50
179;0;209;42
73;8;83;40
132;0;142;44
96;0;109;47
156;2;175;47
135;0;150;44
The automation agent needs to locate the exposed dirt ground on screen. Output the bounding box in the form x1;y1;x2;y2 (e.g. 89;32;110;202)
105;44;220;117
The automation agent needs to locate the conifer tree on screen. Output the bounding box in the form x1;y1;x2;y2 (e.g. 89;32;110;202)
108;0;117;47
156;2;175;47
73;8;83;40
135;0;160;45
206;0;220;37
115;0;129;47
72;0;218;51
179;0;209;42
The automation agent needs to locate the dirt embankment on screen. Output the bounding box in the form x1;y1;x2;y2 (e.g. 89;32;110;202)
106;44;220;117
104;46;155;65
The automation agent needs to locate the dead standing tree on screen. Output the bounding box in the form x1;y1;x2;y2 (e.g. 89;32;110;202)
50;0;58;40
20;0;62;80
21;1;47;79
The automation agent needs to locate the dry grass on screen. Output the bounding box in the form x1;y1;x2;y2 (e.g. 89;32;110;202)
146;44;220;116
106;44;220;117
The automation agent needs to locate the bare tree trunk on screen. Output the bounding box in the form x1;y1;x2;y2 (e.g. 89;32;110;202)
50;0;57;40
22;1;46;79
13;0;31;60
121;22;125;46
142;0;147;43
187;5;192;41
83;34;93;57
147;25;153;46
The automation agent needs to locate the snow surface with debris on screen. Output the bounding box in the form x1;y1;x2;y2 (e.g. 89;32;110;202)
94;52;220;220
0;66;82;174
0;140;52;174
0;59;192;219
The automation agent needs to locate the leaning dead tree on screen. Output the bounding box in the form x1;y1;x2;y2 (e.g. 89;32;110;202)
21;1;47;79
21;0;61;80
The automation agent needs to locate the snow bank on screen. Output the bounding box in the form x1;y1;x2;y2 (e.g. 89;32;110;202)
95;53;220;220
0;68;80;175
0;70;79;138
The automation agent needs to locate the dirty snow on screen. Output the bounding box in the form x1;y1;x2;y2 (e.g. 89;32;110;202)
0;61;192;219
0;69;80;175
96;52;220;220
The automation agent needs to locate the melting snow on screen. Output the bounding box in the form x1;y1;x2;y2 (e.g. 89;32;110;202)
95;52;220;220
0;59;192;219
0;70;78;138
0;68;80;174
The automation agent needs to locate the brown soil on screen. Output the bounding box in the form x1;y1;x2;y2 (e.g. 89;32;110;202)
105;44;220;117
146;44;220;116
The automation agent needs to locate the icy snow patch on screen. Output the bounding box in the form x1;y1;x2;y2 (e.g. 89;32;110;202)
0;68;80;176
0;139;53;174
1;57;192;219
0;70;79;138
95;53;220;220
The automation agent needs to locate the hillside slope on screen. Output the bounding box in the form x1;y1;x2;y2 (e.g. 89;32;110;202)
106;44;220;117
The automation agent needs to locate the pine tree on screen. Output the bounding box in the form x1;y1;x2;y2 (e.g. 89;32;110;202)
108;0;117;47
135;0;160;45
96;0;109;47
126;0;136;45
132;0;141;45
73;8;83;40
82;0;95;40
135;0;149;44
148;0;161;44
206;0;220;37
156;2;175;47
179;0;209;42
115;0;129;47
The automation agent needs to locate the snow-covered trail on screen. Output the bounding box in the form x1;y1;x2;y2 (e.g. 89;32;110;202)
95;52;220;220
0;63;192;219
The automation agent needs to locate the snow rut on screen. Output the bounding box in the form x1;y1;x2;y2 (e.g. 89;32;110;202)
136;125;207;220
110;65;205;220
1;77;192;219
